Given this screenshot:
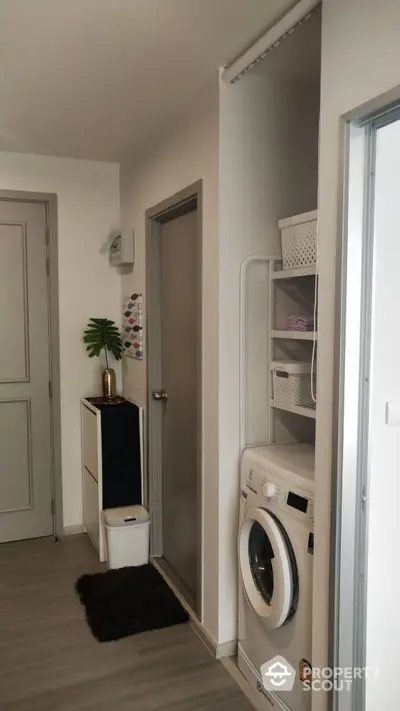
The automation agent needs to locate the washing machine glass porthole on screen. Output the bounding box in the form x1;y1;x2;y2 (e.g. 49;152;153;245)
248;521;275;605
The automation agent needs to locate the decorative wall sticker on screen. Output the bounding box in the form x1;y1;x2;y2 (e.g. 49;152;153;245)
123;293;143;359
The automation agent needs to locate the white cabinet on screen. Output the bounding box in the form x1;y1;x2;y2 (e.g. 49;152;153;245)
82;404;99;481
83;467;100;553
81;397;143;562
81;399;105;561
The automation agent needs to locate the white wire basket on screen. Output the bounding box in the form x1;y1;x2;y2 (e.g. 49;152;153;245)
278;210;317;269
272;361;315;408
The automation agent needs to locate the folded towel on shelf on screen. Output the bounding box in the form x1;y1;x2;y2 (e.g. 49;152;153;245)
286;315;315;332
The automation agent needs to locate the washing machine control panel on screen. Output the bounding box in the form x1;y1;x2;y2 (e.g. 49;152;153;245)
261;481;278;500
246;469;281;502
286;490;310;513
286;492;314;522
285;490;314;521
245;468;314;522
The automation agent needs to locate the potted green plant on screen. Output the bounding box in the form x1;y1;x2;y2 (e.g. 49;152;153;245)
83;318;123;399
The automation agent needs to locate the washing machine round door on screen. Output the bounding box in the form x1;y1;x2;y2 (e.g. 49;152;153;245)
239;507;297;629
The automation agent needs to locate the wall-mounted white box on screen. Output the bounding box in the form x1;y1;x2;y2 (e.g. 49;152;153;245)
109;229;135;266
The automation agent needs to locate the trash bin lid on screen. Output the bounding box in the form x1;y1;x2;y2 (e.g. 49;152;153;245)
103;505;150;527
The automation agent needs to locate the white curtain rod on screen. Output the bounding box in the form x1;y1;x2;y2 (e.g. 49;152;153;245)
222;0;321;84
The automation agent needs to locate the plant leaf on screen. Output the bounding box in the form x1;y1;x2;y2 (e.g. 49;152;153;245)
83;317;123;360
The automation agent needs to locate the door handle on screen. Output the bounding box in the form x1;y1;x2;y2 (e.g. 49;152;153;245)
152;390;168;402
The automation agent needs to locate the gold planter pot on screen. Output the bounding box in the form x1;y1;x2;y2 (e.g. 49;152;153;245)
102;368;116;400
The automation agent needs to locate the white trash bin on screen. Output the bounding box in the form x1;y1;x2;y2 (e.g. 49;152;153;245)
103;505;150;569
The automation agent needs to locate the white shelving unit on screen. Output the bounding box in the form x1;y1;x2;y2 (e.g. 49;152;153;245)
271;330;317;341
270;399;317;420
271;265;317;280
239;213;318;448
269;210;318;442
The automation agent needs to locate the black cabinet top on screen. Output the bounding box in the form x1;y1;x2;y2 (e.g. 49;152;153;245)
86;396;136;412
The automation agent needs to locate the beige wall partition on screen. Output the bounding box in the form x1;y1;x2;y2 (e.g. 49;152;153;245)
120;83;220;642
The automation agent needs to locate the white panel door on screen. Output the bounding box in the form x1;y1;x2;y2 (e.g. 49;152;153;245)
0;199;53;542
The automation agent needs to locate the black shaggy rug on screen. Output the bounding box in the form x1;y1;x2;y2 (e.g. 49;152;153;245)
75;564;189;642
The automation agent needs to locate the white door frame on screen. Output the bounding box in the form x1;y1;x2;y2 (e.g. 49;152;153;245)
0;190;62;538
332;101;400;711
145;180;203;616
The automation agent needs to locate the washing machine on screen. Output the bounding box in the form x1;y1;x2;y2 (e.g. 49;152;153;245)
238;444;315;711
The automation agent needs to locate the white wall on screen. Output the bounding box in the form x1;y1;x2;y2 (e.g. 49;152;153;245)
219;69;319;642
0;152;120;528
120;83;220;641
315;2;400;709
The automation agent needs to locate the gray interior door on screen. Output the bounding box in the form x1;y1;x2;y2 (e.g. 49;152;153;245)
0;199;53;543
160;209;199;608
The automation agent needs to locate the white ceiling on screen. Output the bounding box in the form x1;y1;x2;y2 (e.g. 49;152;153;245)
0;0;299;161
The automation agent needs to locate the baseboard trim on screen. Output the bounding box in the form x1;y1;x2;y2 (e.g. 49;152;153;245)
190;615;218;657
153;555;196;612
62;524;85;536
150;556;236;660
216;638;237;659
151;557;197;619
221;657;267;711
190;619;236;659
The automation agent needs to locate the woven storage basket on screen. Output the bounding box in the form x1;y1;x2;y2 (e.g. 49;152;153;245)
278;210;317;269
272;361;314;408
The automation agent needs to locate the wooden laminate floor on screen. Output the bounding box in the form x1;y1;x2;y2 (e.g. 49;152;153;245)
0;535;252;711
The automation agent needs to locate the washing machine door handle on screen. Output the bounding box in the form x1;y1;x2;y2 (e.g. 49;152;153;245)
239;507;293;629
